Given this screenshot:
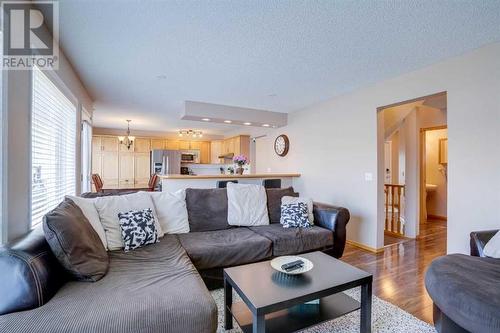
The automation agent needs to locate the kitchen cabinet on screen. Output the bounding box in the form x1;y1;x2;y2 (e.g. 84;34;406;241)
119;153;134;188
102;136;119;152
222;135;250;160
134;153;150;188
200;141;211;164
190;141;202;150
210;140;223;164
179;141;191;150
151;139;165;150
101;151;119;189
134;138;151;153
92;136;102;153
165;140;180;150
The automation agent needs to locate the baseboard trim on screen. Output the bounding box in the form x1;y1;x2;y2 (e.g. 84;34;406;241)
427;214;447;221
346;240;384;253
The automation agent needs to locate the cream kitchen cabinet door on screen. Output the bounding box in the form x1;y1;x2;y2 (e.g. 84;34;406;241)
134;138;151;153
165;140;180;150
179;141;190;150
190;141;202;150
210;140;223;164
151;139;165;150
101;151;119;189
200;141;211;164
134;153;151;188
119;153;135;188
102;136;119;152
92;136;102;153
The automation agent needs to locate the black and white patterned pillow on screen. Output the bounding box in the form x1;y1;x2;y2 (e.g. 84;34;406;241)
280;202;312;228
118;208;159;252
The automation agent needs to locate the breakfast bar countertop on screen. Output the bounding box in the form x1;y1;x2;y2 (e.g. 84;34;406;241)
158;173;301;179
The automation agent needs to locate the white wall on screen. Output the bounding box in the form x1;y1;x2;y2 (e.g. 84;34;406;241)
254;42;500;254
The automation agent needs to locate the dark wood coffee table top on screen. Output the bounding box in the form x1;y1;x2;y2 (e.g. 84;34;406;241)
224;251;372;313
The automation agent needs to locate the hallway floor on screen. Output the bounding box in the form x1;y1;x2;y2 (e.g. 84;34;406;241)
342;219;447;324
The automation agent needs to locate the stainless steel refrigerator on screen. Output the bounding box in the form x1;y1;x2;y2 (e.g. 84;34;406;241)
151;150;182;176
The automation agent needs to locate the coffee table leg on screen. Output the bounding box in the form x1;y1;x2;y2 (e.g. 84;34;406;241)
224;278;233;330
253;313;265;333
360;282;372;333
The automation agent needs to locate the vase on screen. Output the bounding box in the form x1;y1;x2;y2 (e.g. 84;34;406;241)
236;167;244;175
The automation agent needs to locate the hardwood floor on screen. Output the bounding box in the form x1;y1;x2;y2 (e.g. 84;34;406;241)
342;220;447;324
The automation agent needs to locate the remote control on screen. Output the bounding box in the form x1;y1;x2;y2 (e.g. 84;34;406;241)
284;263;304;272
281;260;304;271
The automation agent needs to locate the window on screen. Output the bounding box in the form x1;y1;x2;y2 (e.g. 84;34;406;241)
31;67;77;227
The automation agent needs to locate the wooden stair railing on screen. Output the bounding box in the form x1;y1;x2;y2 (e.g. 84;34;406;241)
384;184;405;236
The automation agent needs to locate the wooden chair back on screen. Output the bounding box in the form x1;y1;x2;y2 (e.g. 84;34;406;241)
92;174;104;193
148;174;159;191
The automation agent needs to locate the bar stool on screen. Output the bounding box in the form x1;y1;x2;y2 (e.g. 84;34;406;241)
216;180;238;188
262;179;281;189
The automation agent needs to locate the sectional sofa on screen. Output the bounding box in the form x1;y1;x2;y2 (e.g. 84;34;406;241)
0;187;350;332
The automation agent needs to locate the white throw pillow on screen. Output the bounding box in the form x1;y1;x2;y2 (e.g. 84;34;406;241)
147;190;189;234
227;183;269;226
94;192;164;250
484;231;500;258
281;196;314;224
66;195;108;250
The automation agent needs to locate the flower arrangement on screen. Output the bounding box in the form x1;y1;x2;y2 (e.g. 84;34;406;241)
233;155;248;166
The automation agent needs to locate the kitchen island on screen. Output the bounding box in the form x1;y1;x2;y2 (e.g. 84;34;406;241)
159;173;300;192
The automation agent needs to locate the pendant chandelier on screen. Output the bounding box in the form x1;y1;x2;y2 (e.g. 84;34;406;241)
118;120;135;150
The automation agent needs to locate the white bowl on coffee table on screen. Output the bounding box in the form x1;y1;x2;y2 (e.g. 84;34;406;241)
270;256;314;275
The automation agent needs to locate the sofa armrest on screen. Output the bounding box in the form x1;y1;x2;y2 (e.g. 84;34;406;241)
470;230;499;257
0;227;67;315
313;202;350;258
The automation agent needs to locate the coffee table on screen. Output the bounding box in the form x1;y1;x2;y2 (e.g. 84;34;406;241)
223;251;372;333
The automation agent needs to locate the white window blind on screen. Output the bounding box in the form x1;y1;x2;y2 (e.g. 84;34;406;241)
31;67;77;227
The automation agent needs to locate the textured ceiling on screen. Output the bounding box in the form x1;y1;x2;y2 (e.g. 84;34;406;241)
51;0;500;134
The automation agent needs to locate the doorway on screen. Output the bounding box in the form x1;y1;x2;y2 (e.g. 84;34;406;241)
377;92;447;247
419;126;448;237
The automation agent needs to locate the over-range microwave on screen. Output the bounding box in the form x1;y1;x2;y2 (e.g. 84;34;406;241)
181;151;200;163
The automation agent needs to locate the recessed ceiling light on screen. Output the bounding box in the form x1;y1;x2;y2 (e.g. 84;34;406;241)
268;94;277;97
243;122;252;126
224;120;232;123
262;124;270;127
202;118;211;121
156;75;167;79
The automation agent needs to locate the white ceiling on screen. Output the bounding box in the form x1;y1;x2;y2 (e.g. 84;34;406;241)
50;0;500;134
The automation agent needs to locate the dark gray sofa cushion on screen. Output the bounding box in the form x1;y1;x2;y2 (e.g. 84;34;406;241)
425;254;500;333
43;198;109;282
266;187;299;223
185;188;230;232
0;235;217;333
177;228;273;270
249;224;333;256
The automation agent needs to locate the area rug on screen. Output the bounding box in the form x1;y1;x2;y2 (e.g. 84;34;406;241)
211;287;436;333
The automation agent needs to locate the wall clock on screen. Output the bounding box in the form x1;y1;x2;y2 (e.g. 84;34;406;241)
274;134;289;157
